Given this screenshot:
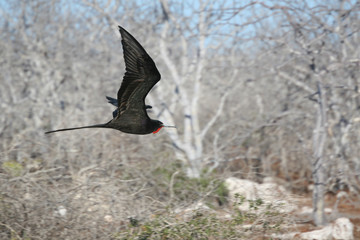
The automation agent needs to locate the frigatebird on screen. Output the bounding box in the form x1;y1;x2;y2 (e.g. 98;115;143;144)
45;26;175;135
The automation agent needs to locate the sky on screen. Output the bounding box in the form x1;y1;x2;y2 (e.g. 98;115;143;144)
0;0;358;50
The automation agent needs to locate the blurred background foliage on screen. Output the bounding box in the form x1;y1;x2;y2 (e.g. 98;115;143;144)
0;0;359;239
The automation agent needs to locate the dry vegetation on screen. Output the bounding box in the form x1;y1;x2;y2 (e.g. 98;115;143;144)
0;0;359;239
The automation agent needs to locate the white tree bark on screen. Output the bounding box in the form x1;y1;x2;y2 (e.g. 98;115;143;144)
157;0;231;178
312;79;327;226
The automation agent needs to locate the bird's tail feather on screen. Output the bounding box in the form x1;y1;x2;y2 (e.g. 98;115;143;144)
45;123;110;134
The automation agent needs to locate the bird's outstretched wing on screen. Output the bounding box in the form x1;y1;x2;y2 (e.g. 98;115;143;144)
116;26;161;119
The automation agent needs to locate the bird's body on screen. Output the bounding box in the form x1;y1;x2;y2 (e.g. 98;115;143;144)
45;26;174;135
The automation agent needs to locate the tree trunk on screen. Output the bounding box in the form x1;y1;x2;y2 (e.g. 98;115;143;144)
312;80;327;226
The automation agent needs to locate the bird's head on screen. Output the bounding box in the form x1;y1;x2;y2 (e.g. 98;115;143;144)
152;120;176;134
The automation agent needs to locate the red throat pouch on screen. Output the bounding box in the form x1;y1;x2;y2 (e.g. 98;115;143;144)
153;126;163;134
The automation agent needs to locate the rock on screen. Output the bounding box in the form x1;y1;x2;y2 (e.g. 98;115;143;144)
224;178;354;240
324;208;332;214
300;226;333;240
299;206;313;215
299;217;354;240
104;215;113;223
332;217;354;240
225;177;297;213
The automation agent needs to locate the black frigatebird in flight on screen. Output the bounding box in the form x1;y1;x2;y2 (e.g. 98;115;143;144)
45;26;175;135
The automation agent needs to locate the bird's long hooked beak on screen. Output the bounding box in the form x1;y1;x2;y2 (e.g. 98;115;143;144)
162;125;176;128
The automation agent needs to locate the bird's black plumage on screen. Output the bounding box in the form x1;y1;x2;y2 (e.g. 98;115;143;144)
45;26;174;135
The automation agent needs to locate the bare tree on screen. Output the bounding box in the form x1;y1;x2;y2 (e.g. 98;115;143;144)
149;0;260;178
251;0;360;225
312;81;328;225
